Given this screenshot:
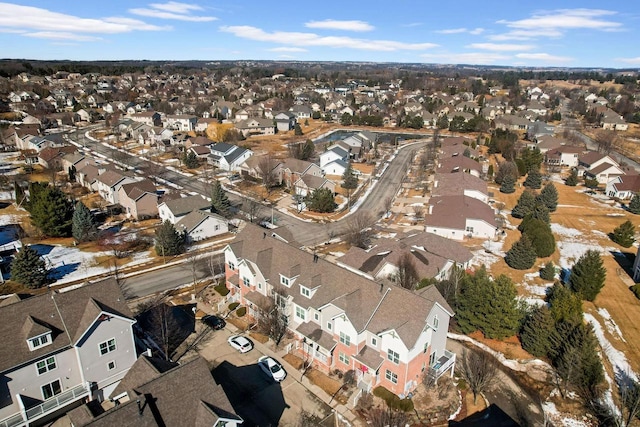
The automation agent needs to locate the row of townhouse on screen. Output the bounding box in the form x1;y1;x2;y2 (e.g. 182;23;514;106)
224;224;456;396
0;278;137;427
424;137;498;242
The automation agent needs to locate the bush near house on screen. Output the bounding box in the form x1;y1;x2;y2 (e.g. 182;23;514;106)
228;302;239;311
373;386;415;412
215;284;230;296
236;306;246;317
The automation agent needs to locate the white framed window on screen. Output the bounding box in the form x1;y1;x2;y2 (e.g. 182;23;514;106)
339;352;350;365
36;356;56;375
327;322;332;331
387;349;400;364
28;333;51;350
228;261;235;270
385;369;398;384
280;276;290;286
295;306;306;321
258;282;262;290
339;332;350;346
99;338;116;356
301;286;311;297
243;277;251;287
429;351;437;366
107;360;116;371
433;315;439;330
371;336;377;347
42;379;62;400
314;312;319;321
423;342;429;354
465;226;474;233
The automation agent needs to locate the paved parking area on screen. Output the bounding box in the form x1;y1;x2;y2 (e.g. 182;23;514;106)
196;324;333;426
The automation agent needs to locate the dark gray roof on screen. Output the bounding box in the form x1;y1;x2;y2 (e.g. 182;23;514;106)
224;146;249;164
210;142;235;154
295;322;336;351
160;194;210;217
0;278;132;373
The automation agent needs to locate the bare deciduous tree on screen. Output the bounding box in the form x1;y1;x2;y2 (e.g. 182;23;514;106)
243;195;262;223
345;211;375;249
383;196;394;218
257;287;289;346
412;205;424;219
392;252;419;290
256;154;278;196
595;129;618;155
458;348;498;404
365;407;410;427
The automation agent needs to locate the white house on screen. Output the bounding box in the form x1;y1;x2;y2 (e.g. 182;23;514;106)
175;210;228;243
164;115;197;132
424;195;497;241
606;175;640;199
208;142;253;172
158;194;210;224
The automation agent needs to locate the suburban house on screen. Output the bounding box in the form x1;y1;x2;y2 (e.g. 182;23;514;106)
129;111;161;127
94;170;138;205
281;158;323;189
293;174;336;198
164;115;197;132
436;156;483;177
527;121;555;141
493;115;531;132
606;175;640;199
224;225;456;396
601;110;629;131
432;173;489;204
209;142;253;172
117;179;158;220
337;232;473;283
424;195;498;241
274;111;297;132
158;194;210;224
185;136;214;150
68;356;242;427
290;105;312;120
579;152;626;184
37;146;77;170
234;118;275;138
439;144;479;159
175;210;228;243
0;278;137;427
17;134;66;152
544;145;585;168
320;145;350;171
240;155;283;185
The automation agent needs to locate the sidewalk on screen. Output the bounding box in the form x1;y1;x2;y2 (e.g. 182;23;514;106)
196;299;362;426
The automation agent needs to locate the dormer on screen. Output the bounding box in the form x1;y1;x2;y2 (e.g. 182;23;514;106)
23;316;53;351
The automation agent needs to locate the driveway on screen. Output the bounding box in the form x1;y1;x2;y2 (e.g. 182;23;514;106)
196;325;333;427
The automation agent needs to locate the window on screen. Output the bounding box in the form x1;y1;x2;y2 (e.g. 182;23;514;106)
465;226;474;233
314;312;319;321
258;282;262;290
99;338;116;356
423;342;429;354
228;261;235;270
280;276;290;286
301;286;310;297
295;306;306;321
339;332;350;346
29;334;50;350
42;379;62;400
327;322;332;331
339;352;350;365
433;315;439;330
36;357;56;375
243;277;251;287
385;369;398;384
107;361;116;371
429;351;437;366
387;349;400;364
371;336;377;347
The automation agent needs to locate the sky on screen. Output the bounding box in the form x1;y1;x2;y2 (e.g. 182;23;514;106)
0;1;638;68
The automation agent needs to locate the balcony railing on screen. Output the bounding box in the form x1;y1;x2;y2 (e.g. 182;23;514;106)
0;384;90;427
429;350;456;380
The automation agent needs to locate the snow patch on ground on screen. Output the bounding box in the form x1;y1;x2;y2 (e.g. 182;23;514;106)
597;308;626;342
584;313;637;382
0;214;23;227
551;223;583;238
542;402;592;427
0;191;13;200
524;283;553;296
471;248;500;268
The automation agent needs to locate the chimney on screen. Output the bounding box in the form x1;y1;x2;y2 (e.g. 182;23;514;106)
379;283;383;293
137;398;143;417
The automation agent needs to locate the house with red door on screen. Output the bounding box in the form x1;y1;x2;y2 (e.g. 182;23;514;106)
223;224;455;397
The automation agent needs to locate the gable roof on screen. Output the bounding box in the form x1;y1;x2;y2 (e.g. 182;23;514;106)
433;172;487;197
425;195;497;230
175;210;226;234
0;277;132;373
96;169;131;187
612;175;640;192
159;194;210;217
120;179;157;201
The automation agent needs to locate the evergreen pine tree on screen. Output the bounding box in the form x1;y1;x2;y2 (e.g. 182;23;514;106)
500;173;516;194
629;192;640;215
10;245;48;288
540;261;556;280
341;162;358;207
154;220;185;256
521;218;556;257
612;220;636;248
520;306;555;357
538;183;559;212
72;201;98;242
524;169;542;189
302;139;315;160
305;188;336;213
569;250;606;301
547;283;583;324
531;203;551;224
210;180;231;217
565;169;579;186
505;235;537;270
512;190;537;218
456;267;521;339
183;150;199;168
28;184;74;237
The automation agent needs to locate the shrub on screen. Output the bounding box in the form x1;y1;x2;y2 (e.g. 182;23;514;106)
631;284;640;300
214;284;230;296
236;306;246;317
228;302;239;311
372;386;414;412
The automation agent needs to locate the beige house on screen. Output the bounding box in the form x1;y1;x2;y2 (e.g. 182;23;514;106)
118;179;158;220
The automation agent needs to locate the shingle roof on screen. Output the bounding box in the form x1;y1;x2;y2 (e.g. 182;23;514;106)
433;173;487;198
425;195;497;230
0;277;132;373
231;224;452;349
612;175;640;192
96;169;129;187
175;210;225;234
160;194;210;217
120;179;157;201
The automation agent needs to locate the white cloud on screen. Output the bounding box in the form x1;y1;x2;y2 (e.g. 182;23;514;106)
268;47;307;52
515;52;573;62
469;28;485;35
488;29;563;41
305;20;374;32
402;22;423;28
615;57;640;65
23;31;102;41
220;25;438;51
435;28;467;34
467;43;534;51
421;52;509;64
0;2;167;35
129;2;217;21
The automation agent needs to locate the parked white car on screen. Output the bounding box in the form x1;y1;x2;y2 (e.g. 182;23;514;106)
258;355;287;382
227;335;253;353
